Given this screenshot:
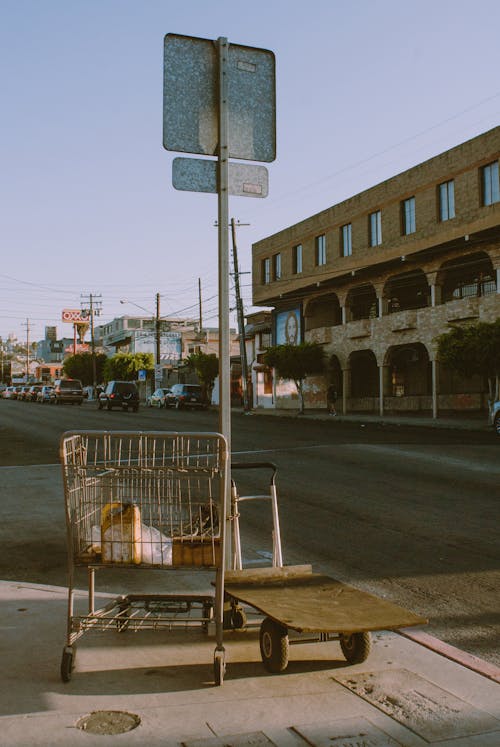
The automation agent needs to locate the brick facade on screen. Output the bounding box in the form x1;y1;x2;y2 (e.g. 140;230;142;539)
252;127;500;414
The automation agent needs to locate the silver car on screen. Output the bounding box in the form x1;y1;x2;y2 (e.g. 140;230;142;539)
37;385;55;404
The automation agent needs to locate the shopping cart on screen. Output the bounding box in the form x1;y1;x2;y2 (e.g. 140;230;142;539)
60;430;229;685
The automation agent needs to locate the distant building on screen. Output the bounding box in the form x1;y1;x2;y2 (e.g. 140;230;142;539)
95;315;239;386
252;127;500;415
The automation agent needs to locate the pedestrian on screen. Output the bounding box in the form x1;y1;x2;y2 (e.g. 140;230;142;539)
327;385;337;416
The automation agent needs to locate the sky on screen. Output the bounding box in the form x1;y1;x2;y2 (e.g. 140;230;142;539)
1;0;500;344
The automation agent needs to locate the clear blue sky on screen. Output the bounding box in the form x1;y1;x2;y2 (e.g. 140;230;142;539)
1;0;499;343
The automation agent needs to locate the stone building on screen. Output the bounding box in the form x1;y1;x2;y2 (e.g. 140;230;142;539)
252;127;500;415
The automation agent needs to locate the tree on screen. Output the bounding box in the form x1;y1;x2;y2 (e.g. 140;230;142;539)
186;351;219;404
103;353;154;382
63;353;107;386
264;342;325;414
436;319;500;414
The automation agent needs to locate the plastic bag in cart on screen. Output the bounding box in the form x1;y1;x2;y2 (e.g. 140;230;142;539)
90;522;172;565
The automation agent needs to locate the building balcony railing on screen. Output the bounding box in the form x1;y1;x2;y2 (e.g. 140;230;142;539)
304;293;498;349
389;309;418;332
445;296;480;322
347;318;372;339
306;327;332;344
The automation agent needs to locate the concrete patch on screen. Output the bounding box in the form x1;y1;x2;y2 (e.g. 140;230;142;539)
293;717;404;746
183;732;277;747
334;668;500;742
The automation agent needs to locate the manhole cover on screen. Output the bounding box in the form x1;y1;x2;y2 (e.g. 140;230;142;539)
77;710;140;735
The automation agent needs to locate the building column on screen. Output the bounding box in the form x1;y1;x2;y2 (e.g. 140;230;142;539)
378;364;388;416
342;367;350;415
341;305;347;324
426;270;442;307
431;358;439;419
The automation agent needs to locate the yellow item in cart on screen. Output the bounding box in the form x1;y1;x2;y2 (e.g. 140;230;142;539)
101;502;142;564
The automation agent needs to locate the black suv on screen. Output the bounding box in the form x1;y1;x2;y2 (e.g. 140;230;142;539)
53;378;84;405
98;381;140;412
169;383;206;409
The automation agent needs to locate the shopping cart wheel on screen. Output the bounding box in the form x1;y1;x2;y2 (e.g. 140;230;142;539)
339;631;372;664
231;605;247;630
60;646;75;682
213;649;226;686
259;617;289;673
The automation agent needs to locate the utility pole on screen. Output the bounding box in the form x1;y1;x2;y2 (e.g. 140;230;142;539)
198;278;203;332
81;293;102;394
155;292;161;367
230;218;251;412
22;318;31;382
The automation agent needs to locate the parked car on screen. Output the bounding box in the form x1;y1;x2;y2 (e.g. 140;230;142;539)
37;385;55;404
18;386;32;401
2;386;17;399
53;378;84;405
98;381;139;412
147;387;172;408
490;399;500;436
27;385;42;402
168;383;206;410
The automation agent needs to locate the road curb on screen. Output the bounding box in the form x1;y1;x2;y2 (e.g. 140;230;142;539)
397;627;500;683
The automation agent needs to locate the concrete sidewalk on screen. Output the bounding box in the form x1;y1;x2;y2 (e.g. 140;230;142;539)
1;578;499;747
245;407;492;433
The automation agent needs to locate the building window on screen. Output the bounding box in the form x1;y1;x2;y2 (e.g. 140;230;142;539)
341;224;352;256
439;180;455;221
482;161;500;206
272;253;281;280
369;210;382;246
293;244;302;273
315;234;326;266
402;196;416;235
261;258;270;284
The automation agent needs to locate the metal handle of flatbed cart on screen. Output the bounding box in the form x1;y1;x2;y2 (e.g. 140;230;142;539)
231;461;277;486
230;462;282;570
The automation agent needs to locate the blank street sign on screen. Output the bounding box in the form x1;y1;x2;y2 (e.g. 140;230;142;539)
172;157;269;197
164;34;276;163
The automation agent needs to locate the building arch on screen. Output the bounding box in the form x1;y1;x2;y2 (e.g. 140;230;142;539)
384;343;431;396
304;293;342;331
346;284;377;321
349;349;378;397
327;353;343;396
437;251;496;302
383;269;429;313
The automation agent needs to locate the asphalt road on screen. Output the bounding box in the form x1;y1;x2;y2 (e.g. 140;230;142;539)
1;398;499;666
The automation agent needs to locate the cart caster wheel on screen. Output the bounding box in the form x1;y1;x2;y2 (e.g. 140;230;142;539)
259;617;289;673
340;631;372;664
213;649;226;686
202;602;213;633
231;605;247;630
60;646;75;682
223;607;233;630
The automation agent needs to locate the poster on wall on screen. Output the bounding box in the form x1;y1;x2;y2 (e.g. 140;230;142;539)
275;308;301;345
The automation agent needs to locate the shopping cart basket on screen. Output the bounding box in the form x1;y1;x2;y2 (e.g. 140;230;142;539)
60;430;229;685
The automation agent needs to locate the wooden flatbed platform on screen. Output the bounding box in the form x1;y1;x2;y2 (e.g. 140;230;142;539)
224;565;427;672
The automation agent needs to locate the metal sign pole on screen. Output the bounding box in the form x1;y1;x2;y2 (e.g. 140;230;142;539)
217;37;232;568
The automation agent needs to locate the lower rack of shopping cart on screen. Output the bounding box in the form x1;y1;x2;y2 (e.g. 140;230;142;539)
68;592;216;640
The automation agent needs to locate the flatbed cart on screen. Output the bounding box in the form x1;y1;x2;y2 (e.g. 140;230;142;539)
60;430;229;685
225;464;427;673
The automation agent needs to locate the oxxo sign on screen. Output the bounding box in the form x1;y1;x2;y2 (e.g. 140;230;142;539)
62;309;87;323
